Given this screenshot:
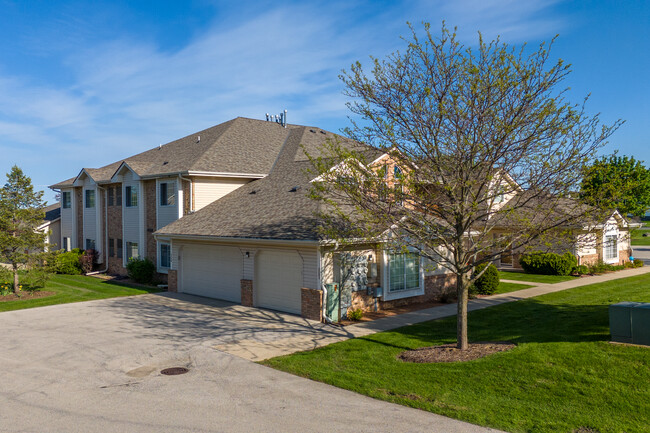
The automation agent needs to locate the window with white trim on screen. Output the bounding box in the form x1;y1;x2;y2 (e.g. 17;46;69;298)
126;242;139;261
605;235;617;260
85;239;96;251
159;243;171;268
62;192;71;209
159;182;176;206
85;190;95;208
125;186;138;207
389;252;420;292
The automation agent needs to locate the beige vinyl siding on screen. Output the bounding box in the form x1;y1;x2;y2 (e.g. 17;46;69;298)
157;178;179;229
60;188;74;249
298;249;319;290
192;177;251;211
48;220;61;250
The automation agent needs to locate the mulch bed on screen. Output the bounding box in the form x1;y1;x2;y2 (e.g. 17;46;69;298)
0;291;55;302
398;341;516;363
337;301;448;326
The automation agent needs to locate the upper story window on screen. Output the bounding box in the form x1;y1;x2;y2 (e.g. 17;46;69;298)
159;181;176;206
125;186;138;207
62;192;71;209
393;166;403;179
116;186;122;206
85;190;95;208
108;187;114;206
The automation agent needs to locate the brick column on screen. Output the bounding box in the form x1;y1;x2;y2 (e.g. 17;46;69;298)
241;279;253;307
167;270;178;292
301;288;323;322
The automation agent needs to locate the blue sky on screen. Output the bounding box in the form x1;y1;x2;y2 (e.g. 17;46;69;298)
0;0;648;204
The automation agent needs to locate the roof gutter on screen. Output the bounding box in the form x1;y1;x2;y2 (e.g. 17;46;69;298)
153;233;319;247
178;174;193;213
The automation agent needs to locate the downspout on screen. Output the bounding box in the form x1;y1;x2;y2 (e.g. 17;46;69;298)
87;185;109;275
178;174;193;214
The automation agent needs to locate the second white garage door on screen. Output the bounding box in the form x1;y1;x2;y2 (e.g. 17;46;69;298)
255;250;303;314
180;244;242;302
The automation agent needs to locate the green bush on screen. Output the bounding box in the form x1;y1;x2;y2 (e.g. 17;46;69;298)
519;251;577;276
472;263;500;295
633;259;644;268
347;308;364;321
55;249;84;275
574;265;590;275
24;268;51;290
126;257;155;284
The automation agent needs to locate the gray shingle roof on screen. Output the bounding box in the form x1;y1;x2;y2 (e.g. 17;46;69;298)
156;125;381;241
43;203;61;222
50;117;295;188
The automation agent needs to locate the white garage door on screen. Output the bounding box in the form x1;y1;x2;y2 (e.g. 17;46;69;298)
255;250;303;314
180;244;242;302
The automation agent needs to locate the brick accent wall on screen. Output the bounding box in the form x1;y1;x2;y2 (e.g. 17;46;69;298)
144;180;157;264
350;273;457;313
618;248;631;265
183;179;191;215
75;187;83;248
579;254;599;266
106;183;125;275
301;287;323;321
241;279;253;307
167;269;178;292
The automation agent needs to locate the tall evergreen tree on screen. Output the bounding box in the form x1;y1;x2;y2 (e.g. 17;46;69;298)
0;166;46;293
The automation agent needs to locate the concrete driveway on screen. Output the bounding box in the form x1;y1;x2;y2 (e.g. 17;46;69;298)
0;293;500;433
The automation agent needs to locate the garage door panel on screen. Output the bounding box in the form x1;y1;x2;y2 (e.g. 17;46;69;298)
181;245;242;302
255;250;302;314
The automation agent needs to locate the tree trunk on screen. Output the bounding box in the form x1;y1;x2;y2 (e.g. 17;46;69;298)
12;263;19;295
456;271;469;350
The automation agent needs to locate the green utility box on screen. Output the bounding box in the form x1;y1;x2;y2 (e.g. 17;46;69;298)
631;304;650;346
609;302;641;343
325;283;340;323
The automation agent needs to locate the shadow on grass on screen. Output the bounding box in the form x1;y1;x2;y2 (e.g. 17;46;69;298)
99;279;162;294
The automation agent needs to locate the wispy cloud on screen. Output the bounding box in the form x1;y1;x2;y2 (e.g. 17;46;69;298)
0;0;565;202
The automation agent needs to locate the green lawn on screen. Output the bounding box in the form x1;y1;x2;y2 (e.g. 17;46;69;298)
631;228;650;246
263;274;650;433
493;281;534;294
499;270;578;284
0;274;160;312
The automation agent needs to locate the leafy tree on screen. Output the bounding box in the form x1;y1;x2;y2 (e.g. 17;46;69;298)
0;166;46;293
580;154;650;217
309;23;619;350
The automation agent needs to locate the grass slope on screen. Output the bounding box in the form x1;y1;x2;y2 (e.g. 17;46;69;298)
499;270;577;284
0;275;160;312
264;274;650;433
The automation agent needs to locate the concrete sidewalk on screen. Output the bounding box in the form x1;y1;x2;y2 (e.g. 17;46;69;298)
221;265;650;361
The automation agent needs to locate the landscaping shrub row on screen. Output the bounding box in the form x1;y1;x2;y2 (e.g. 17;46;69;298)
519;252;577;276
520;251;643;276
